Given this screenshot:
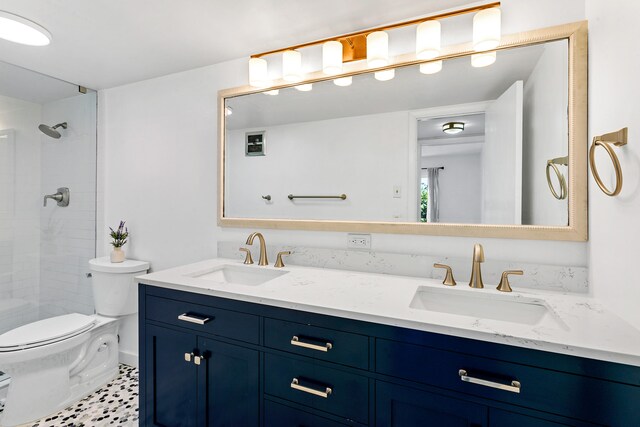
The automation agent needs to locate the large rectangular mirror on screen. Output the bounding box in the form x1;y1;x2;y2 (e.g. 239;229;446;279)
219;22;587;241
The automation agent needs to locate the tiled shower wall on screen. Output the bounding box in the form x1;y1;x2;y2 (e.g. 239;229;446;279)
39;92;97;318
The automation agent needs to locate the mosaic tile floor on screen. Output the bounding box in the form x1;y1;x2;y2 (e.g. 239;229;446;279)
16;364;139;427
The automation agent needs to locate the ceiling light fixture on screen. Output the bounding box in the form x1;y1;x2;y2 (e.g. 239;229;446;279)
246;2;501;87
0;11;51;46
442;122;465;134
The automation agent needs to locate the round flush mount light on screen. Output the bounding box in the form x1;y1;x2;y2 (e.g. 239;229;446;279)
0;11;51;46
442;122;465;134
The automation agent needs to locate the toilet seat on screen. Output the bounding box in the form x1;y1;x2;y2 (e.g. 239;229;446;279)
0;313;96;352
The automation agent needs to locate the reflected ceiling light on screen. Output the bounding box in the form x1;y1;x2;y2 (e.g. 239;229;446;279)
473;7;501;51
367;31;389;68
416;20;441;60
374;69;395;81
333;76;352;87
471;51;496;67
420;61;442;75
442;122;464;134
263;89;279;96
224;106;233;116
323;40;343;75
295;83;313;92
0;11;51;46
248;57;270;88
283;50;303;82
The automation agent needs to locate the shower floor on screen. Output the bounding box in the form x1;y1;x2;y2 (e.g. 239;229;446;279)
2;364;139;427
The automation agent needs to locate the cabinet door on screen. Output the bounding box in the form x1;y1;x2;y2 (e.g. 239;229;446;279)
198;337;259;427
143;324;198;427
376;381;488;427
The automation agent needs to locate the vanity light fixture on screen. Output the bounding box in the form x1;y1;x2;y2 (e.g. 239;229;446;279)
246;2;501;87
333;76;352;87
375;69;395;81
366;31;389;68
294;83;313;92
471;51;497;67
0;11;51;46
323;40;343;75
442;122;465;134
282;50;303;82
263;89;279;96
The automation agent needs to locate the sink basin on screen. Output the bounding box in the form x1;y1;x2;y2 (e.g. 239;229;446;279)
409;286;554;326
188;264;287;286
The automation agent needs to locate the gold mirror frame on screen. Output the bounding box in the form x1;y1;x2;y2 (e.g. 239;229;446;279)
218;21;588;241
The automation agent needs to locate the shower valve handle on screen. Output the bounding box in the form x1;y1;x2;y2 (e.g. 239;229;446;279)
44;187;70;207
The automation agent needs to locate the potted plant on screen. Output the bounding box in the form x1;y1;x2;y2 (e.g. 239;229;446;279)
109;221;129;263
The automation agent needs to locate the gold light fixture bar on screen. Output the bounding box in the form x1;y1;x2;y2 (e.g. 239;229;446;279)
250;2;500;63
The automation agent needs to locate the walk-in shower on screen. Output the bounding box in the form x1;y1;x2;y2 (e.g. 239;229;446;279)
38;121;67;139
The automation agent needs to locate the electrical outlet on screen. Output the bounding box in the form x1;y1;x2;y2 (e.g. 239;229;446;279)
347;233;371;249
393;185;402;198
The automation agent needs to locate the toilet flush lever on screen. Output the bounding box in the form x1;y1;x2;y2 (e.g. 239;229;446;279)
44;187;70;207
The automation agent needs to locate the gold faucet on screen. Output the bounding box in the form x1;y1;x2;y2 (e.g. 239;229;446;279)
246;232;268;266
468;243;485;288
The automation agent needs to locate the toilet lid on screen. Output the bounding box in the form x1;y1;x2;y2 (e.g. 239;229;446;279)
0;313;96;352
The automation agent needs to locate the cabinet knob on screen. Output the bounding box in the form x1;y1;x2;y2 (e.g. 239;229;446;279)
184;352;194;362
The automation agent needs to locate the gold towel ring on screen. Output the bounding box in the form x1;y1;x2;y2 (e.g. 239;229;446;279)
589;128;628;197
546;156;568;200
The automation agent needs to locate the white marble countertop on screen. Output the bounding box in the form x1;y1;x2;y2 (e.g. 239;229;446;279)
137;258;640;367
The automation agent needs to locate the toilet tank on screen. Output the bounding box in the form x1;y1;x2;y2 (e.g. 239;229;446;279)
89;257;150;316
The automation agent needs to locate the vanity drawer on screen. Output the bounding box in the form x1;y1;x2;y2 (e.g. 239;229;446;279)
264;353;369;424
264;400;350;427
264;318;369;369
145;295;259;344
376;339;640;425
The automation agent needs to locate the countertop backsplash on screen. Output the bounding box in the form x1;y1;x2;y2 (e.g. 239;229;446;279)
217;241;588;294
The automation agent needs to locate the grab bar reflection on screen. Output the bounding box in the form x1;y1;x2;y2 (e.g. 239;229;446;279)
288;194;347;200
546;156;568;200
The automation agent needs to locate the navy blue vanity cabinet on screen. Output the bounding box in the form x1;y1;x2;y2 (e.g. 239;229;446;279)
140;285;640;427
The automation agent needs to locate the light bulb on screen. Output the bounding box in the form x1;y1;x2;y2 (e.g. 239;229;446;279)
471;51;496;67
473;8;501;52
367;31;389;68
416;21;441;60
323;41;343;75
283;50;303;82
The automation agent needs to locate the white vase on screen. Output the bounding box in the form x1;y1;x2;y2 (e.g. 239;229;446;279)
110;247;125;263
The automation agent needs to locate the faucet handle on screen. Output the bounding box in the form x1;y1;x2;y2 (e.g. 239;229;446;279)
239;248;254;265
433;263;456;286
496;270;523;292
274;251;291;268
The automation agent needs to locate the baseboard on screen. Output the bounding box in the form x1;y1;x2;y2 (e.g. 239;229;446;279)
119;350;138;368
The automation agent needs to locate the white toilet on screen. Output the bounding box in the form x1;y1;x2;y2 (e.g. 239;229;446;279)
0;257;149;427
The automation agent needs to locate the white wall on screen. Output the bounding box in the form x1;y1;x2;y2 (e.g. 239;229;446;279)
226;112;410;221
99;0;590;365
39;92;97;319
421;153;482;223
586;0;640;329
522;42;569;226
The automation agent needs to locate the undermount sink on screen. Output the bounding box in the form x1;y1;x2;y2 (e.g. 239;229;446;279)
188;264;287;286
409;286;555;326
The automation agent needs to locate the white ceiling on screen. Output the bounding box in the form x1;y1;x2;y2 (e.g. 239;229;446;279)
0;0;475;89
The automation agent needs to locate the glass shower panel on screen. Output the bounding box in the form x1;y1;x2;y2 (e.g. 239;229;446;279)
0;60;97;334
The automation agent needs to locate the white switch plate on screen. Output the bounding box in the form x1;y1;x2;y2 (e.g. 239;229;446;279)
347;233;371;249
393;185;402;198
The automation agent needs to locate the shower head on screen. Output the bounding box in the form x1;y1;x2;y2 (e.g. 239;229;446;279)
38;122;67;139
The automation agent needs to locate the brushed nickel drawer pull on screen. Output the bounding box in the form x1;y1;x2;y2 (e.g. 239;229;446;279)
290;335;333;352
178;313;211;325
290;378;332;398
458;369;521;394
